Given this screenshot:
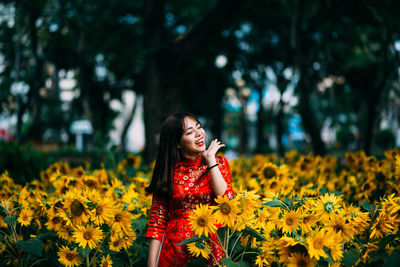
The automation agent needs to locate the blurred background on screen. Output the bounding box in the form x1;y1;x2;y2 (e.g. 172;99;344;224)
1;0;400;182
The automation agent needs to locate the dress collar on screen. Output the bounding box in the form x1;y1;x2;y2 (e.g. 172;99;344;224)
180;154;204;168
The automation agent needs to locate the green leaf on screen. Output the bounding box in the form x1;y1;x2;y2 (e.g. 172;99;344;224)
217;227;227;245
263;200;286;208
77;245;91;258
342;248;360;267
4;215;16;226
0;205;7;217
15;238;44;256
241;227;267;241
322;247;334;265
361;200;374;213
329;191;343;196
221;257;250;267
187;257;209;267
177;235;203;246
384;251;400;267
319;187;328;194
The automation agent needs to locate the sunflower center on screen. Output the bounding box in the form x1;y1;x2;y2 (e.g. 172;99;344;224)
70;200;85;217
55;201;64;209
375;221;382;230
220;203;232;214
66;253;75;261
195;240;206;249
115;213;122;222
303;216;311;224
286;216;294;226
83;231;92;240
364;183;370;190
127;158;135;165
96;205;104;215
270;181;278;189
313;237;323;249
52;217;62;224
85;180;95;187
263;167;276;179
113;239;121;247
324;202;334;213
300;163;307;171
197;216;208;227
298;259;307;267
334;224;344;232
102;261;109;267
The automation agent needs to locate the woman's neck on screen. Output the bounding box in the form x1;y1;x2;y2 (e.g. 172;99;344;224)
182;152;201;161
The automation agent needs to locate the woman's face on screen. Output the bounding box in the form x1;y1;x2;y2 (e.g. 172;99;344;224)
179;117;206;158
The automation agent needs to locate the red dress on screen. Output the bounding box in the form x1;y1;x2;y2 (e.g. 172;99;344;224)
146;155;235;266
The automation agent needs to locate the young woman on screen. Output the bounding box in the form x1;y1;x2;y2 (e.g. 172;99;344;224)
146;112;234;267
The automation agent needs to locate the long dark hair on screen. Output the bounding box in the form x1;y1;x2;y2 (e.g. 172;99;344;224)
145;112;200;199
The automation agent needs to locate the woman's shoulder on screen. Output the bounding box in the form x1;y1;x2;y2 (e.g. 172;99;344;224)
216;155;229;165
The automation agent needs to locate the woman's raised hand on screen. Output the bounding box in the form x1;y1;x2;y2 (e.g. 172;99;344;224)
202;139;225;165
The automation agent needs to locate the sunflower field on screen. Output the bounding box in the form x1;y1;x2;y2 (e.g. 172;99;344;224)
1;149;400;266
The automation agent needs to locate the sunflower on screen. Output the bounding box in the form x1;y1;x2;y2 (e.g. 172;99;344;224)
370;214;395;239
327;214;356;242
287;253;315;267
187;240;211;260
109;209;133;238
395;155;400;179
214;195;241;228
279;210;301;234
258;162;280;181
57;246;83;267
125;154;142;169
73;224;104;249
60;189;92;226
56;225;75;244
236;188;260;216
92;198;116;225
109;237;125;252
100;255;113;267
72;166;86;178
306;229;334;260
314;193;341;223
301;213;317;234
45;215;64;231
329;237;344;262
277;236;307;263
188;204;217;237
341;203;370;232
82;176;100;190
48;199;65;217
264;177;282;193
255;250;270;267
17;208;33;227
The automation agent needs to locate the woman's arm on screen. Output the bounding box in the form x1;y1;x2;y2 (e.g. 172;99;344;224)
203;139;227;196
146;194;169;266
148;238;161;267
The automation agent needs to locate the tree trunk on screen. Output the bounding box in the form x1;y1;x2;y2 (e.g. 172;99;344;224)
297;77;326;155
142;0;243;163
290;0;326;155
26;6;44;142
256;85;264;153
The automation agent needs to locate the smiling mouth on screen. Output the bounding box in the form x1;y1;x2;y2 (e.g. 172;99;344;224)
195;139;204;146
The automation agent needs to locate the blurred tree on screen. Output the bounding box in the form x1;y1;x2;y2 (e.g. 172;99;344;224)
141;0;244;162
